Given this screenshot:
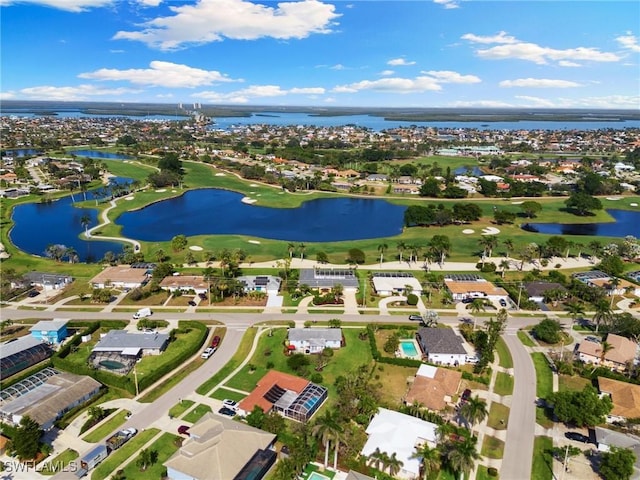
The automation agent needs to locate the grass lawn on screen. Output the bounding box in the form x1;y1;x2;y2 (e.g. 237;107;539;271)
210;388;247;403
493;372;514;396
495;337;513;369
375;363;421;407
139;356;206;403
196;327;258;395
168;400;195;419
558;374;590;393
481;435;505;459
487;402;510;430
517;330;536;347
120;432;181;480
82;410;129;443
531;353;554;399
531;436;553;480
182;404;212;423
476;465;497;480
91;428;160;480
40;449;78;475
536;406;554;429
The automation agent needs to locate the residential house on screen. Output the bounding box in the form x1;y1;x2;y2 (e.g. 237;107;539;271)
22;271;73;291
237;275;281;294
595;427;640;479
90;330;169;374
299;268;359;292
404;364;462;411
287;328;342;354
159;275;209;295
0;336;52;380
576;334;638;371
238;370;327;422
444;274;509;302
29;319;69;344
598;377;640;423
89;265;150;289
164;412;276;480
416;327;468;366
361;408;438;480
523;281;566;303
371;272;422;296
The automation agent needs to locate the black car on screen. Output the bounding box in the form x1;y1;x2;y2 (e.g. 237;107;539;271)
565;432;589;443
408;315;423;322
27;290;40;297
188;300;197;306
461;388;472;401
499;299;507;307
462;297;474;304
218;407;236;417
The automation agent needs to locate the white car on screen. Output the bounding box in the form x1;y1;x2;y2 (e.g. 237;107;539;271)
201;347;215;359
222;399;238;410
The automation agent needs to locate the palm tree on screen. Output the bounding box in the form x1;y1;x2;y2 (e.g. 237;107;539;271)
298;242;306;261
445;435;480;479
592;299;613;333
479;235;498;258
470;298;486;317
499;259;510;278
155;248;166;263
564;301;585;328
378;243;388;267
608;277;621;308
369;447;385;471
387;452;404;477
429;235;451;266
459;395;488;429
503;238;514;258
435;422;455;443
397;241;406;263
80;214;91;237
588;240;602;262
411;444;441;480
288;242;296;259
592;340;614;372
311;410;342;469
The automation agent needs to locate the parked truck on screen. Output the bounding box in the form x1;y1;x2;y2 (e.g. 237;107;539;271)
106;427;137;451
75;444;108;478
133;307;152;319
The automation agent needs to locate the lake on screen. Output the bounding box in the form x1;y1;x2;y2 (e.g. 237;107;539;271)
522;209;639;237
117;188;406;242
69;150;132;160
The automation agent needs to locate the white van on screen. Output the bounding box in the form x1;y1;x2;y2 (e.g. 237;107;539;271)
133;307;152;319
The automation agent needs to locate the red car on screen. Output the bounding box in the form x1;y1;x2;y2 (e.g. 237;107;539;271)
178;425;190;435
211;336;221;348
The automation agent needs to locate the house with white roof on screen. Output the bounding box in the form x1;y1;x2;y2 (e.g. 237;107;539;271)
361;407;438;479
287;328;342;354
371;272;422;297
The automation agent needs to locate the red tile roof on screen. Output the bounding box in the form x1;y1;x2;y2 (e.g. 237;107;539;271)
238;370;309;414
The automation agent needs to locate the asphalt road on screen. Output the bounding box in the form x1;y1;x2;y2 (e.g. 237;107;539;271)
501;334;537;480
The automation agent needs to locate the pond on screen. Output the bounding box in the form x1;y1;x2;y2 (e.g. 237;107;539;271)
68;150;132;160
521;209;639;237
454;166;484;176
117;188;406;242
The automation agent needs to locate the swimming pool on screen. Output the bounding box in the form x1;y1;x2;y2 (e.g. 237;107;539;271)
400;340;419;357
99;360;126;370
307;472;331;480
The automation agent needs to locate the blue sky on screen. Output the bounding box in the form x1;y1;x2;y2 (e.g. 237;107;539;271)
1;0;639;108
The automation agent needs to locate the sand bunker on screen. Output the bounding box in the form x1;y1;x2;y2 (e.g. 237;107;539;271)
248;240;261;244
511;201;524;205
241;197;257;204
631;203;638;207
249;184;258;187
482;227;501;235
155;189;167;193
606;196;622;201
462;229;475;234
125;196;134;201
189;246;203;251
215;173;226;177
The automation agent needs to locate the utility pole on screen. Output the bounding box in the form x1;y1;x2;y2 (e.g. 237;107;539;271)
133;366;139;397
560;444;569;480
517;282;524;310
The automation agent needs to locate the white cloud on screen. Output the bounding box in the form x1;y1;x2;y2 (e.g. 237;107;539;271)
195;84;325;103
379;70;395;76
422;70;481;84
78;61;239;88
616;33;640;52
387;58;416;66
462;32;621;65
513;95;557;107
449;100;515;108
0;92;16;100
17;85;140;101
516;94;640;109
113;0;340;51
330;64;346;70
461;31;517;44
558;60;581;67
334;76;441;94
0;0;157;12
433;0;459;9
500;78;582;88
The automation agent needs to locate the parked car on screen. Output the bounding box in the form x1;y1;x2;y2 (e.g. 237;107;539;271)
461;388;472;401
218;407;236;417
201;347;215;359
565;432;589;443
222;399;238;410
188;300;197;306
27;290;40;297
408;314;423;322
585;336;601;343
499;298;507;307
178;425;190;435
462;297;474;304
465;355;479;364
211;336;221;348
198;293;207;300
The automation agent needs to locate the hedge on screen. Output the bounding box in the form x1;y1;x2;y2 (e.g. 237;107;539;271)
462;370;490;385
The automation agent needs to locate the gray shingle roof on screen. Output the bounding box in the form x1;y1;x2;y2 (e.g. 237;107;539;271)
288;328;342;343
417;328;467;355
29;319;68;332
93;330;169;352
299;269;359;289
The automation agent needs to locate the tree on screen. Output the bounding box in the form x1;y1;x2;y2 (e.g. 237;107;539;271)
80;213;91;237
387;452;404;476
397;241;406;263
469;298;486;317
499;259;510;278
12;416;42;460
599;255;625;277
316;251;329;264
520;201;542;218
547;385;612;427
378;243;388;266
429;235;451;266
88;406;105;421
503;238;514;258
532;318;563;344
445;435;480;479
593;299;614;333
411;443;441;480
136;448;158;471
479;235;498;258
459;395;488;428
311;410;342;469
564;302;585;328
288;242;296;259
171;234;188;252
600;447;636;480
347;248;365;264
298;242;306;261
564;192;603;216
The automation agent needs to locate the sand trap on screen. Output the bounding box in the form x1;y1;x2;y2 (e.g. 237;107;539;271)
482;227;501;235
171;190;177;193
278;192;284;195
462;229;475;234
125;196;134;201
606;196;622;201
215;173;226;177
631;203;638;207
248;240;261;244
155;189;167;193
511;201;524;205
189;245;203;251
241;197;257;204
249;184;258;187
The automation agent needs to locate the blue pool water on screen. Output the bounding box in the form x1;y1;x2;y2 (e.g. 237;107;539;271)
401;340;419;357
304;397;319;410
307;472;331;480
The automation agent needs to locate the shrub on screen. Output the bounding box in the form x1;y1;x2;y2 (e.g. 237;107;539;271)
310;373;323;384
406;294;419;306
476;262;497;273
488;467;498;477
